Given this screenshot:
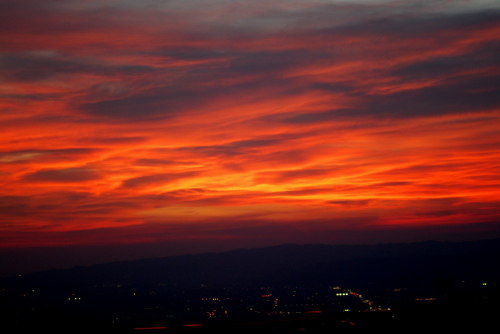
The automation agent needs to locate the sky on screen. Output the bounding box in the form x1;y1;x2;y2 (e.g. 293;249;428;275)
1;0;500;274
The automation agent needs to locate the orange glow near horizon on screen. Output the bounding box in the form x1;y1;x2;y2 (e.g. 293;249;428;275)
0;1;499;256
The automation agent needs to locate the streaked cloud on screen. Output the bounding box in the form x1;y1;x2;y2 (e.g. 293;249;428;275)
0;0;499;257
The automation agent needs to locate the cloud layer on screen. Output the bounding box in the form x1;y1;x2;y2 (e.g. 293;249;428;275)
1;0;499;258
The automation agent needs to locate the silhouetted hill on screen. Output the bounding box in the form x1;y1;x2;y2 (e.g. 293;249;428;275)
2;239;500;333
5;238;500;293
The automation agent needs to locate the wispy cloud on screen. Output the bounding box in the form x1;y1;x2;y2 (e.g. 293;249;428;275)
1;0;499;254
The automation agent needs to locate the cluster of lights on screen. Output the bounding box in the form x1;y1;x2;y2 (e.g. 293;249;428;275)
336;288;390;312
67;295;82;301
415;298;436;301
250;285;391;315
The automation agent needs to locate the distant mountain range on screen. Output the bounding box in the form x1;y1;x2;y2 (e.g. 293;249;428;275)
6;238;500;295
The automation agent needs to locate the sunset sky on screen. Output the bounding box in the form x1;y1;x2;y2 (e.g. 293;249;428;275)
1;0;500;274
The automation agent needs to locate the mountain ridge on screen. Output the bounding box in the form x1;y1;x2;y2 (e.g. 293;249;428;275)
6;238;500;291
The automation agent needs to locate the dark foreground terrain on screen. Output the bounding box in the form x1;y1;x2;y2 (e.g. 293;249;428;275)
1;239;499;333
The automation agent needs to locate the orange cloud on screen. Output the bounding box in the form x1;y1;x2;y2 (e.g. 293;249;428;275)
1;0;499;259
